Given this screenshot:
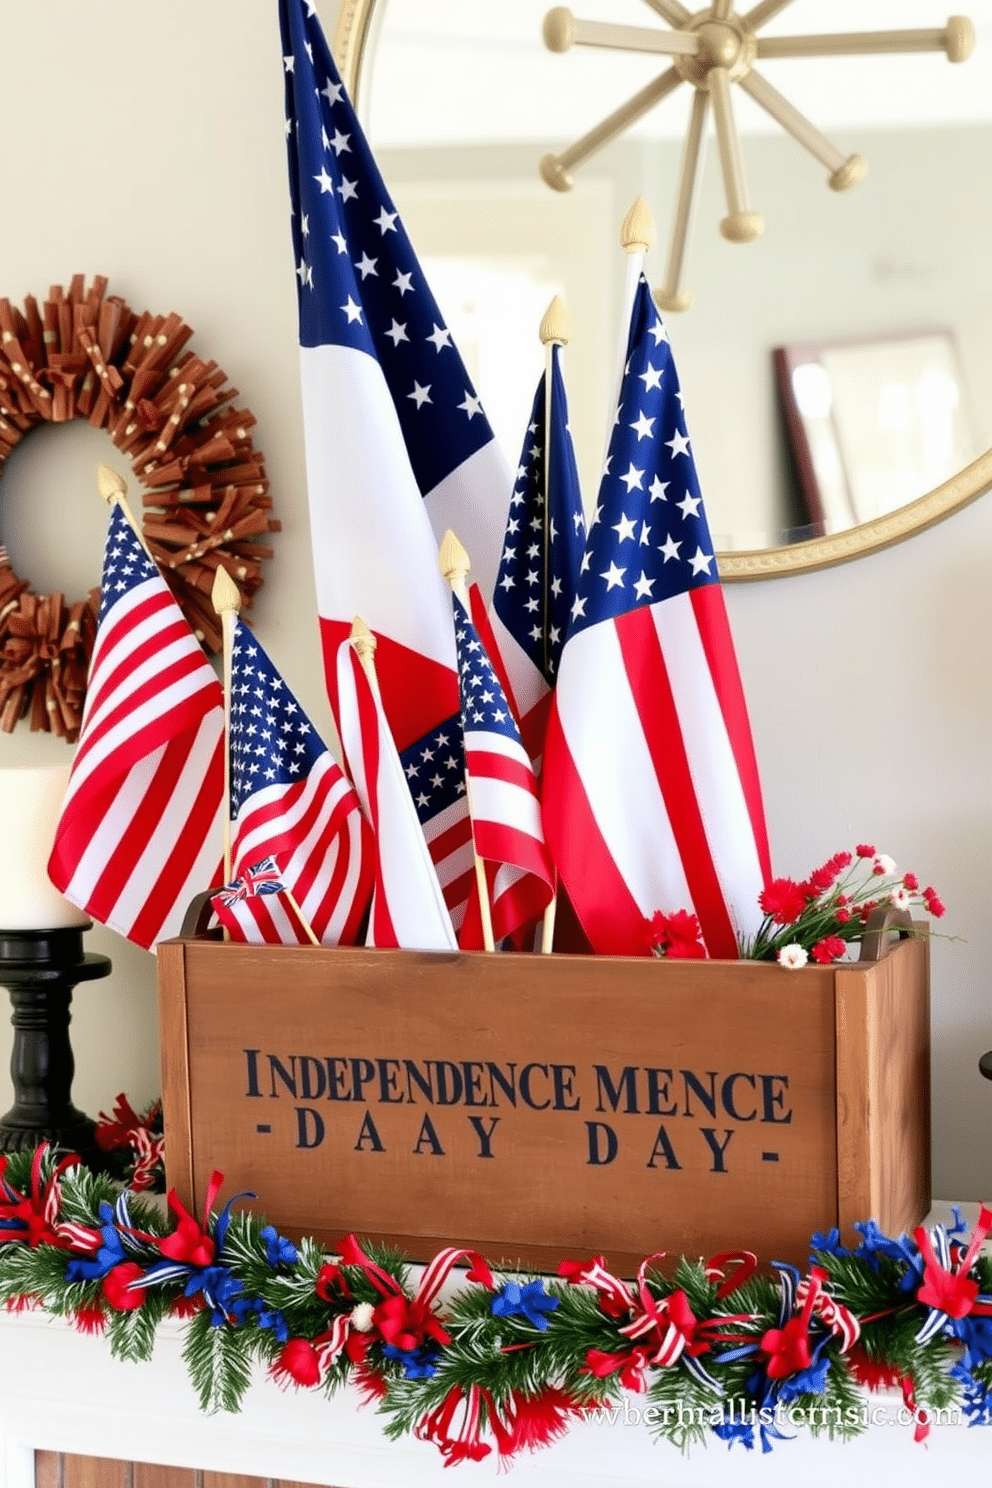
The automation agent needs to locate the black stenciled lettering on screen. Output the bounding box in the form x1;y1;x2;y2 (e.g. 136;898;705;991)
354;1111;385;1152
721;1072;757;1122
377;1059;405;1103
699;1127;734;1172
433;1062;464;1105
520;1063;551;1110
462;1062;490;1107
468;1115;500;1158
325;1057;352;1100
298;1056;326;1101
645;1068;676;1116
593;1065;638;1114
486;1061;518;1107
404;1059;435;1104
646;1125;681;1169
267;1055;298;1099
680;1070;718;1118
413;1114;445;1155
295;1106;325;1149
586;1121;618;1165
760;1074;793;1124
551;1064;580;1111
350;1057;375;1101
244;1049;262;1098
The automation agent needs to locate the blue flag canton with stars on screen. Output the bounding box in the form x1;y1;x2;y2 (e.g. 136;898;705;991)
493;346;586;683
228;621;326;815
399;713;466;828
98;503;161;622
566;277;718;642
452;593;527;747
278;0;495;499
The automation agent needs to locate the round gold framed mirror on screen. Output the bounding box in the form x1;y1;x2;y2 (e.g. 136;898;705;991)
333;0;992;579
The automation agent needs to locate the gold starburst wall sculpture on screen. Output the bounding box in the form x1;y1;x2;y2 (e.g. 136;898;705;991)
540;1;975;308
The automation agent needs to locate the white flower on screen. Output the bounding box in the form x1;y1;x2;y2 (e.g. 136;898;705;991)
350;1302;375;1332
889;886;911;911
873;853;897;877
777;943;808;970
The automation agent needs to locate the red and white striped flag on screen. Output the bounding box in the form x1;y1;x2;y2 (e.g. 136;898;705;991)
542;277;771;958
210;857;315;946
336;640;458;951
451;592;555;947
48;503;224;950
279;0;509;760
227;620;372;946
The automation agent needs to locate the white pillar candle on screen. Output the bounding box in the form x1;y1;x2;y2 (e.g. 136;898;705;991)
0;764;89;930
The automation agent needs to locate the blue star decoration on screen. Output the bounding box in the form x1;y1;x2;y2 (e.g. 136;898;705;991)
566;276;717;643
490;1279;560;1330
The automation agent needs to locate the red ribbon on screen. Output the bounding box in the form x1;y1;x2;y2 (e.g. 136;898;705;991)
0;1146;78;1250
796;1268;861;1352
415;1382;491;1464
914;1205;992;1321
338;1234;493;1359
901;1375;930;1445
760;1269;823;1380
573;1249;759;1384
158;1170;224;1267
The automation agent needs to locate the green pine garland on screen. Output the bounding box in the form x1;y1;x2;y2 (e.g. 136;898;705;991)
1;1141;990;1464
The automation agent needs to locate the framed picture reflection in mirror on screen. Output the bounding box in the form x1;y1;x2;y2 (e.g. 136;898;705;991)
774;330;974;536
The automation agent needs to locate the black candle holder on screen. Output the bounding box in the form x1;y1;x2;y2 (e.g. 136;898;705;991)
0;925;111;1164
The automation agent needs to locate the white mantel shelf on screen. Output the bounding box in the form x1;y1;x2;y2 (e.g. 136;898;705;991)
0;1204;988;1488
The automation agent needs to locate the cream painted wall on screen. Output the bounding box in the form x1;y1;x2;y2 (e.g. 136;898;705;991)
0;1;989;1208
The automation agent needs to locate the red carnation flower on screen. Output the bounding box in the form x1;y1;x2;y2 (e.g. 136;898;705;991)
102;1262;147;1312
645;909;705;958
664;937;707;960
856;843;876;858
903;872;919;891
274;1338;322;1388
923;887;946;918
758;878;807;924
811;936;846;964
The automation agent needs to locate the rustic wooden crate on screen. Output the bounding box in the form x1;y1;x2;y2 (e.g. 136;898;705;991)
156;932;930;1273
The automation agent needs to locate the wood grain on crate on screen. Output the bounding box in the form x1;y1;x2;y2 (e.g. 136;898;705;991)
34;1456;328;1488
158;935;929;1272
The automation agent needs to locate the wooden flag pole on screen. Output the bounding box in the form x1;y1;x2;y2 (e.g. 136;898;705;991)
210;565;241;888
537;297;572;957
349;615;381;698
438;529;496;954
96;463;155;560
603;198;656;469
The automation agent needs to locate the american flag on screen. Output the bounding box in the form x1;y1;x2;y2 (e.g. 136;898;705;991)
542;277;772;958
210;857;315;946
228;618;372;946
336;640;457;951
48;502;224;951
452;592;555;947
278;0;510;761
398;711;474;936
489;344;586;769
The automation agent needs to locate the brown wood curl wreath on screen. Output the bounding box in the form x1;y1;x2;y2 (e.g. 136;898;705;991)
0;274;281;742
